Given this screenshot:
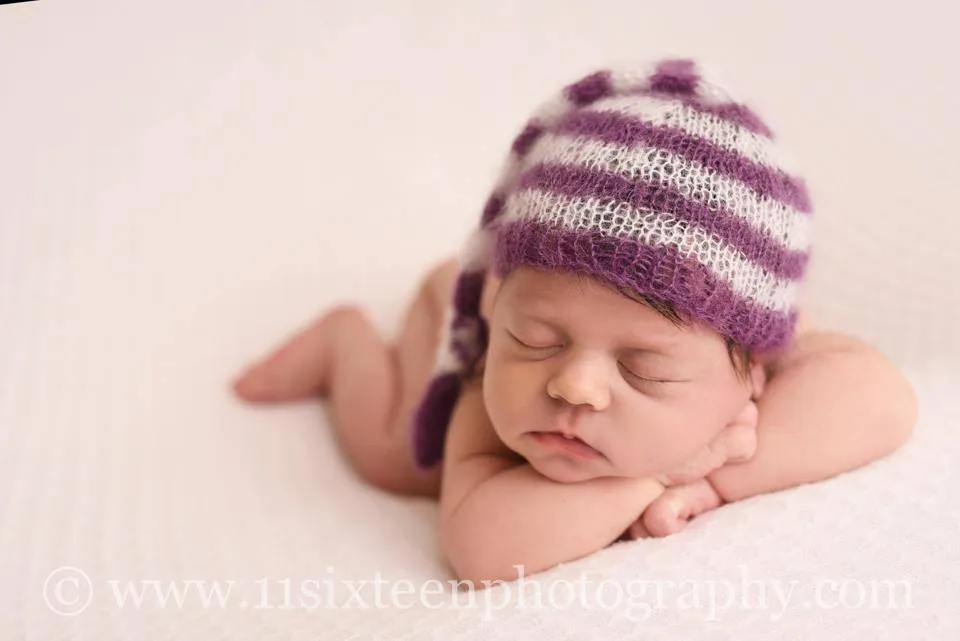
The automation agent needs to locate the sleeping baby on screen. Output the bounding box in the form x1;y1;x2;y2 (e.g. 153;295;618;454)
232;59;917;584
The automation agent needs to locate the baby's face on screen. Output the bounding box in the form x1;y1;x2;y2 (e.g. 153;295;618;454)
482;268;756;484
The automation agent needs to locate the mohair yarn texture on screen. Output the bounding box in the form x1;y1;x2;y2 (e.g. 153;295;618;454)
412;58;813;468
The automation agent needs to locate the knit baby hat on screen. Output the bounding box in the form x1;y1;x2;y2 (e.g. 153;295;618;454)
412;58;813;468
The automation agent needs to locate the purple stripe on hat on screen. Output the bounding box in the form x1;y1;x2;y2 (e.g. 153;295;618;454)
634;87;774;138
412;372;463;467
481;193;505;226
515;162;808;280
565;70;613;106
453;271;485;317
495;221;797;352
451;339;472;370
649;59;699;95
512;122;545;157
695;99;773;138
556;110;808;211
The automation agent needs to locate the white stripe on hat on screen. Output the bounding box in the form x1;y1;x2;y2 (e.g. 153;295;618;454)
587;94;799;174
502;188;800;315
527;133;811;252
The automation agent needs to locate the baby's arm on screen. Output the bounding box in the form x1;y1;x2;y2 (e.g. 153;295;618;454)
707;328;918;503
438;378;664;585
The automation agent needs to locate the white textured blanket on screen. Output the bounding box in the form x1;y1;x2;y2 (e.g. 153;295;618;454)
3;1;958;639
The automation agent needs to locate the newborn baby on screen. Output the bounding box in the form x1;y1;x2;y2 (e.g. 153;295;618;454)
233;59;917;584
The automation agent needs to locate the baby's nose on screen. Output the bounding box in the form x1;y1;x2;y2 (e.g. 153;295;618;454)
545;355;611;411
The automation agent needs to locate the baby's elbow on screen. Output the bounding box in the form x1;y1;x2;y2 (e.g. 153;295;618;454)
447;555;523;588
440;520;526;587
882;363;918;451
441;535;518;589
847;343;919;454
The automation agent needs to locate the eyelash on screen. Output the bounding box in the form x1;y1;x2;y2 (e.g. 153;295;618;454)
507;331;561;350
507;331;674;384
618;363;671;385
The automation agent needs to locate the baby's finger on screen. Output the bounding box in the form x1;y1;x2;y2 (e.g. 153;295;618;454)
626;519;653;540
722;408;759;462
642;496;684;538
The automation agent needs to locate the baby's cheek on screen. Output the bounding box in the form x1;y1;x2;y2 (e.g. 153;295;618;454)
615;410;719;473
483;366;531;433
659;427;712;464
487;368;542;441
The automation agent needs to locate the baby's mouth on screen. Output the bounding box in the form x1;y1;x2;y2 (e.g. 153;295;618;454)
530;431;603;459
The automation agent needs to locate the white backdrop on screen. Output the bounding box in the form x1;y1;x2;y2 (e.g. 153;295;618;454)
2;1;959;639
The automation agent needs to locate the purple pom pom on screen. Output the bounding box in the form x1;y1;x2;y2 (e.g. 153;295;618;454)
411;373;464;468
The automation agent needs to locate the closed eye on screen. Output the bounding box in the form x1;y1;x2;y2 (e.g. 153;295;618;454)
618;362;675;384
507;330;561;350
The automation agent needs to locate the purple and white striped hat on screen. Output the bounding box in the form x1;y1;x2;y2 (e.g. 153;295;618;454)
412;58;813;468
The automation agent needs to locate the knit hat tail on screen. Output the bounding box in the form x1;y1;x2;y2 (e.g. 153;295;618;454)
412;59;812;468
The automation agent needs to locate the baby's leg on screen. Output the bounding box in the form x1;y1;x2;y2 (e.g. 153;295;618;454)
319;306;432;495
234;260;457;497
326;259;457;497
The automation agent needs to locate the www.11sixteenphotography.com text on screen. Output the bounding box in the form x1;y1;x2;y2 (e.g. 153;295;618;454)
43;564;913;622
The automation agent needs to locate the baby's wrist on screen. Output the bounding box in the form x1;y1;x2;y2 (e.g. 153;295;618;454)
702;474;727;505
635;476;667;501
603;475;665;506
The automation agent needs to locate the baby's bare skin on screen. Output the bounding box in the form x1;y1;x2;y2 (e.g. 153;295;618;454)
234;259;460;496
234;259;749;501
233;258;918;565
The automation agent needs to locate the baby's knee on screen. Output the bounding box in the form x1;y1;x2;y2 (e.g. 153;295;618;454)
426;258;459;292
322;304;367;328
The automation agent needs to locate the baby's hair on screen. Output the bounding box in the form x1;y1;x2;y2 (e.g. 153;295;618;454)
612;284;753;383
414;60;805;468
559;270;754;382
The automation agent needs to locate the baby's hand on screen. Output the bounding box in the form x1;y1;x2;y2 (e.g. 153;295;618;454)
625;401;759;539
655;401;759;487
625;479;723;539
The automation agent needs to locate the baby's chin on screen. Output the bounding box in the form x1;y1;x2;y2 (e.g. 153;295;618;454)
526;454;617;484
502;431;652;484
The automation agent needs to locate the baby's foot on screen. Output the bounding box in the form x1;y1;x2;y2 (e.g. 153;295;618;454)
233;305;359;401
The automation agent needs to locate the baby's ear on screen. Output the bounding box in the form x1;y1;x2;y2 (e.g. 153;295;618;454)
479;274;503;321
748;359;767;399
